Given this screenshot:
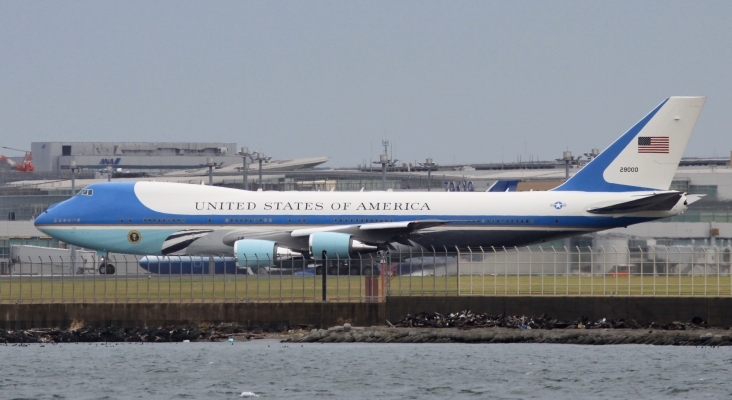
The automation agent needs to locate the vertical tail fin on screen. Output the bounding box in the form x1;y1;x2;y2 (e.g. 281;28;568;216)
553;96;706;192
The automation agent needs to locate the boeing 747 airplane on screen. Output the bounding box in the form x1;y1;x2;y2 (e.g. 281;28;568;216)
34;97;706;273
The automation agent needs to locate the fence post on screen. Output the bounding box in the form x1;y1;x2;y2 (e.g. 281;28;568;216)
91;254;96;304
80;252;85;303
626;247;631;296
179;256;183;303
663;246;668;296
652;246;656;296
358;253;363;302
321;252;327;302
639;246;644;296
456;246;461;296
38;256;42;304
442;246;449;296
408;247;413;297
113;254;118;304
60;254;66;302
612;246;618;295
539;247;545;295
576;246;581;296
164;255;169;303
491;246;497;295
28;256;33;304
503;246;508;296
676;246;681;295
600;246;606;295
589;246;593;296
479;246;485;296
552;246;557;296
419;247;425;297
515;246;520;295
528;247;532;296
715;246;720;296
432;246;436;297
245;255;249;303
335;254;340;303
690;245;694;296
468;247;474;295
562;246;572;295
703;247;708;296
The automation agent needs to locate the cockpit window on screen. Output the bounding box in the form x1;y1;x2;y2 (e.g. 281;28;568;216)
78;189;94;196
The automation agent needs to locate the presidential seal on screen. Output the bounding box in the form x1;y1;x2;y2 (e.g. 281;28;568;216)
127;230;142;244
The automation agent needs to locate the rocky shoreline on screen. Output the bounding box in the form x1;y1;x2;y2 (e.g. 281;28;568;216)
284;325;732;346
0;322;290;344
2;311;731;346
282;311;732;346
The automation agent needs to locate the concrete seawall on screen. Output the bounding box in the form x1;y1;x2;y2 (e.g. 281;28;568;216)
1;296;732;329
386;297;732;327
0;303;385;330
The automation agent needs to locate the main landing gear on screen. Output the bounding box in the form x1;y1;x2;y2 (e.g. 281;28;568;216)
98;255;116;275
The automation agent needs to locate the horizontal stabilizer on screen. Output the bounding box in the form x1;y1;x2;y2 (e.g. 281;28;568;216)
686;194;706;205
587;192;682;215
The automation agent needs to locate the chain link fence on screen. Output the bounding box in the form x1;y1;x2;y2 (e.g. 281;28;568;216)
1;246;731;303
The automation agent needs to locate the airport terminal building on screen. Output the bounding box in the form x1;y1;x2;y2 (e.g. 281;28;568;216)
31;142;242;172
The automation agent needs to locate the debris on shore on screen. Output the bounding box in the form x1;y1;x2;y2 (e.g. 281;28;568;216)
0;322;294;344
393;311;708;330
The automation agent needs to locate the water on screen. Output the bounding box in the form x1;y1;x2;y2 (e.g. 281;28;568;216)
0;340;730;399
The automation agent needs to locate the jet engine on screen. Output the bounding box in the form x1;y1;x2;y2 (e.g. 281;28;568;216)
234;239;302;269
308;232;377;260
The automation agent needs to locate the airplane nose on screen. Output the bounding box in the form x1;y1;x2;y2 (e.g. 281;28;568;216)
34;202;61;232
34;210;53;232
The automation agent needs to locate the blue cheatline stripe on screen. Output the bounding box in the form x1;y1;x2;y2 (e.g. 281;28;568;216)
552;98;669;192
39;214;659;229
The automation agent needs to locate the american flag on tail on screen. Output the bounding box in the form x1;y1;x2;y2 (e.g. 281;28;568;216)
637;136;669;153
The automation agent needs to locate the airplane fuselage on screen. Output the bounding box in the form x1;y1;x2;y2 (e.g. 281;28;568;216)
34;182;688;255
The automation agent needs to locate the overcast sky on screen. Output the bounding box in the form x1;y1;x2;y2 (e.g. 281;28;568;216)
1;1;730;167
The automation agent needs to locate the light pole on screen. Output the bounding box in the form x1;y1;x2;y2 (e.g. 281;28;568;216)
423;158;437;191
106;166;113;182
238;147;252;190
70;161;78;194
372;140;396;191
253;152;271;189
556;151;581;181
206;157;214;186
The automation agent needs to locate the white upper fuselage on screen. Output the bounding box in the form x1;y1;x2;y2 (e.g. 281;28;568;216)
33;182;687;255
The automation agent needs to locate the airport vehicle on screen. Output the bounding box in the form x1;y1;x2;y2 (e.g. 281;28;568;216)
34;97;706;274
0;146;34;172
138;256;239;274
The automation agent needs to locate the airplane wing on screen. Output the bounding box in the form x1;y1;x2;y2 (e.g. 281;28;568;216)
586;192;685;215
218;219;453;252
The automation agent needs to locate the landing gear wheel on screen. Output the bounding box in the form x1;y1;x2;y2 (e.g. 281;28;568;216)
98;264;116;274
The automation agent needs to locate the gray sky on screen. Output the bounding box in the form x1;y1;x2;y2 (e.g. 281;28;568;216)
1;1;731;167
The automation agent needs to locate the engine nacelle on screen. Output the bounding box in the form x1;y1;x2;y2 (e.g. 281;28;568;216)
234;239;302;269
308;232;377;260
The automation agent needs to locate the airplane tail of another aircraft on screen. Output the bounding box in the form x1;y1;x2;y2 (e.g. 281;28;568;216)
552;96;706;192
